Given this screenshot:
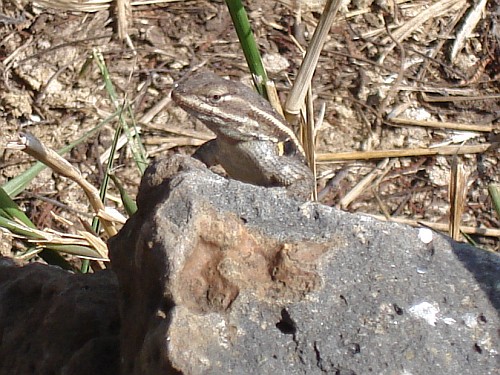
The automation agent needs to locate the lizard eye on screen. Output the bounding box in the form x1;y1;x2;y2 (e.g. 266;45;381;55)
209;94;222;103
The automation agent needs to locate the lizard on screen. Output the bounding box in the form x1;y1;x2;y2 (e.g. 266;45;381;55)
171;71;314;199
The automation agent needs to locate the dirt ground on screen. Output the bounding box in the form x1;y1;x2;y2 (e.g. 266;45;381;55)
0;0;498;254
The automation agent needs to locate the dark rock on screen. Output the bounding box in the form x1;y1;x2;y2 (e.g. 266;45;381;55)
109;155;500;375
1;155;497;374
0;258;120;375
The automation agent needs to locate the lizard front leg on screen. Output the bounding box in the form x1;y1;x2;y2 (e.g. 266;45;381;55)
233;140;314;199
192;139;219;167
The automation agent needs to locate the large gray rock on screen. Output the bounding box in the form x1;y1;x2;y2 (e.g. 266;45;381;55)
109;155;499;375
0;259;120;375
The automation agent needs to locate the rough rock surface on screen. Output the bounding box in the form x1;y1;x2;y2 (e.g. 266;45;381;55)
109;155;499;375
0;258;120;375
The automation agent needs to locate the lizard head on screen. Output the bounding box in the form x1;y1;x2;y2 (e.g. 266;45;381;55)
171;71;303;152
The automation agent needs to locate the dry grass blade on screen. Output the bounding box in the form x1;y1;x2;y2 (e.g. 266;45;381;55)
99;126;140;166
302;86;317;200
420;92;500;103
0;215;108;261
79;231;109;259
449;157;468;240
116;0;131;40
317;143;494;162
283;0;343;199
34;0;111;11
6;133;117;237
489;184;500;219
139;93;172;125
368;215;500;239
379;0;467;63
450;0;488;62
285;0;342;115
390;117;493;132
339;158;390;209
34;0;179;12
264;79;284;117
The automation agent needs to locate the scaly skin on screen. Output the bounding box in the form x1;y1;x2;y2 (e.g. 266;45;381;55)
172;71;314;199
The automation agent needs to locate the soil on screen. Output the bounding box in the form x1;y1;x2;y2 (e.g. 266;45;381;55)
0;0;498;255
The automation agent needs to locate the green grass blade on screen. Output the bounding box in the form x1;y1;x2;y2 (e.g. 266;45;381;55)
93;49;148;174
0;187;35;228
110;174;137;216
2;161;47;199
44;244;107;260
225;0;268;97
37;250;73;270
0;215;45;239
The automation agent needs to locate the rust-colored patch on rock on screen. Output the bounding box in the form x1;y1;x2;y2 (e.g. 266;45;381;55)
176;209;330;313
